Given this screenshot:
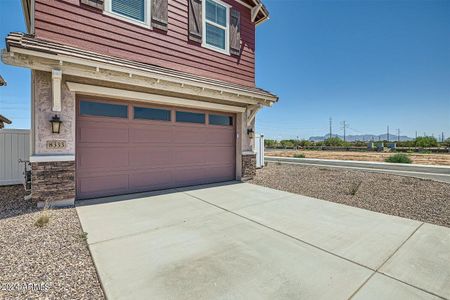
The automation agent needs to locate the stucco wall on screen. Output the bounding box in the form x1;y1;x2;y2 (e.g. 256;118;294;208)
33;71;75;155
240;112;255;153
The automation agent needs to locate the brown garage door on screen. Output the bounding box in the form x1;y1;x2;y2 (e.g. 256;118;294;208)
76;99;236;199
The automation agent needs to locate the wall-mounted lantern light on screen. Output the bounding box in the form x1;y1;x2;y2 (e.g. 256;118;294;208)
247;128;255;139
50;114;62;134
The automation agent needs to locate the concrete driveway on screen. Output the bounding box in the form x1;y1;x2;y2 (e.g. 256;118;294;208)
76;182;450;300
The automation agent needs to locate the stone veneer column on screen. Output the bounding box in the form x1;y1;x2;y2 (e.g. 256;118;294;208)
31;160;76;207
31;70;76;207
241;152;257;180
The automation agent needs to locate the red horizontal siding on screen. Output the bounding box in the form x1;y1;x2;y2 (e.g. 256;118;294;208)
34;0;256;87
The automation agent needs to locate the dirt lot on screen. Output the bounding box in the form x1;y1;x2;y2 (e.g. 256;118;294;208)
0;185;105;300
266;149;450;166
250;163;450;227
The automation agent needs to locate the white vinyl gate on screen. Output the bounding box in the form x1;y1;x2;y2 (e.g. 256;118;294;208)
255;134;264;168
0;129;30;185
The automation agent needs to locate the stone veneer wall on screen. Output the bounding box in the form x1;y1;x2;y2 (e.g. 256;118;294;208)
241;153;256;180
31;161;76;204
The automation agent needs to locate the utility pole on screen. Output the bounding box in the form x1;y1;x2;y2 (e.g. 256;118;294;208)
387;125;390;142
397;129;400;142
415;131;418;139
341;121;349;142
329;117;332;139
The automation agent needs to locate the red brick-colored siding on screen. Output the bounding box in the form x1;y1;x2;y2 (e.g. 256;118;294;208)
34;0;256;87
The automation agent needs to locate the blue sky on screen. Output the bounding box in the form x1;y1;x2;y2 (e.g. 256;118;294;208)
1;0;449;140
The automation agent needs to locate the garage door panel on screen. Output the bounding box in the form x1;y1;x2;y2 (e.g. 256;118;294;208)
173;127;208;144
129;147;172;167
78;124;129;144
78;174;129;199
207;164;236;181
204;146;235;164
77;100;236;199
78;148;129;170
172;147;207;166
172;167;209;186
206;128;235;145
130;125;173;144
129;170;173;191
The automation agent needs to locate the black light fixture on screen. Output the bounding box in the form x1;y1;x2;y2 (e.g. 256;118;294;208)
50;114;62;134
247;128;255;139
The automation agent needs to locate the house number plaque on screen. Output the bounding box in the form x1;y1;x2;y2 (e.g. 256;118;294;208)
46;140;66;149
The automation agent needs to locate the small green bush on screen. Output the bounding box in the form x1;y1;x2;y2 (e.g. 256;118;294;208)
293;153;305;158
385;153;412;164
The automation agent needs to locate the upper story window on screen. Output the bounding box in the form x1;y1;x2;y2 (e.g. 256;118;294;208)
104;0;151;28
203;0;230;54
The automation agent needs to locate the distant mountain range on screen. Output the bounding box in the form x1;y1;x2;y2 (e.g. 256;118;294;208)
309;134;414;142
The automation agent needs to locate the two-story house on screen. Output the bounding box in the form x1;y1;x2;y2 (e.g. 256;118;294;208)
2;0;277;206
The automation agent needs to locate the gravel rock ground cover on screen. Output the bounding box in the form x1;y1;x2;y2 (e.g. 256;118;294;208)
250;163;450;227
0;185;105;300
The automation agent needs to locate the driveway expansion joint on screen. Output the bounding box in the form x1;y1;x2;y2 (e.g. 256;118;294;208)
184;192;376;272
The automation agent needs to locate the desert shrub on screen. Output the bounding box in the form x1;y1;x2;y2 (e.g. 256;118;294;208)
298;140;313;147
35;213;50;227
415;136;438;148
352;141;367;147
385;153;412;164
349;181;362;196
324;137;346;147
280;140;295;148
293;153;305;158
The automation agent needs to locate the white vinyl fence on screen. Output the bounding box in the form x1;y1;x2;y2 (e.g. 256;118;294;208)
0;129;30;185
255;134;265;168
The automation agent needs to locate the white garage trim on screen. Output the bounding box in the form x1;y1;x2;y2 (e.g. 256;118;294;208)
66;82;246;113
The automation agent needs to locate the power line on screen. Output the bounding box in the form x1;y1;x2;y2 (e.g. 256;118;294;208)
340;121;350;142
329;117;332;139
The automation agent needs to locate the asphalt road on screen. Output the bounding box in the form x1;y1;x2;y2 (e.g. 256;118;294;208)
265;156;450;184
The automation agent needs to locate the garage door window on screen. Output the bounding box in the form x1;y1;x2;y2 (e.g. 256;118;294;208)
80;101;128;118
134;107;171;121
176;111;205;124
209;114;233;126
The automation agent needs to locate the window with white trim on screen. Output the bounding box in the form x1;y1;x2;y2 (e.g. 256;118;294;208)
105;0;151;27
203;0;230;54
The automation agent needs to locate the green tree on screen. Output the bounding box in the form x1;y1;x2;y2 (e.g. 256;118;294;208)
280;140;295;148
324;137;346;147
353;140;367;147
442;138;450;147
415;136;438;148
298;140;312;147
264;139;278;148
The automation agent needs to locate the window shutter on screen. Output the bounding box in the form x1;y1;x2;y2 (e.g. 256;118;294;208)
80;0;104;10
188;0;202;43
230;9;241;56
152;0;168;31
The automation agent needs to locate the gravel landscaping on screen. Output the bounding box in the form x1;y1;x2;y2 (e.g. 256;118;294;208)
0;185;105;300
250;163;450;228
